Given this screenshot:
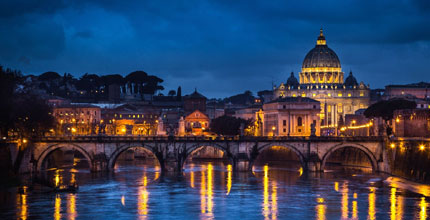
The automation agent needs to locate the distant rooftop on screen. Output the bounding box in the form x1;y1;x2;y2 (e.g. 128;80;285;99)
386;82;430;88
267;97;320;104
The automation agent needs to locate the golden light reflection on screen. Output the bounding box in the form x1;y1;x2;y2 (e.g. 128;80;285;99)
341;182;349;219
200;168;206;214
54;194;61;220
420;197;427;220
271;181;277;220
368;187;376;220
207;164;213;214
316;199;326;220
263;165;269;220
226;164;232;195
262;165;277;220
298;167;303;177
334;182;339;192
121;195;125;206
138;174;149;219
352;201;358;219
67;193;77;220
200;164;214;219
154;166;160;181
17;187;28;220
390;187;396;220
54;170;61;187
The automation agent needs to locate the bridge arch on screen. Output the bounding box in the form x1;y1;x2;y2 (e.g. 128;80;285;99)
108;144;161;171
182;143;234;169
321;143;378;172
252;143;307;169
36;143;93;172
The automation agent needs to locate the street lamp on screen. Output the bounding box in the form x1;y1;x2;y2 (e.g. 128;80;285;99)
272;126;276;136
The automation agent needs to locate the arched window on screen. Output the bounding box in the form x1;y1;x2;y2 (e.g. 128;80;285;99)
297;117;303;126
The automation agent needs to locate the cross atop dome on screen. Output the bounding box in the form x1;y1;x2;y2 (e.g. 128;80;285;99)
317;28;326;45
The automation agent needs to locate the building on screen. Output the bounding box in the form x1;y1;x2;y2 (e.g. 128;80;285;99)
262;97;321;136
102;104;160;135
184;89;207;115
184;110;210;135
53;104;101;135
385;82;430;100
272;29;370;132
393;109;430;137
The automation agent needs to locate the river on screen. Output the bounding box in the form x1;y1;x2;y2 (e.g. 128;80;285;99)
0;161;428;219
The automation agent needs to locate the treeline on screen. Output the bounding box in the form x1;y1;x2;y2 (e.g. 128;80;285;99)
0;66;54;138
35;70;164;101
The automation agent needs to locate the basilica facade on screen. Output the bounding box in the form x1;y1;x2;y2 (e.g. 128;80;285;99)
273;29;370;130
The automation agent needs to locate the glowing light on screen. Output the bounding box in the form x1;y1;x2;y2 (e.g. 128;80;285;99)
420;197;427;220
200;168;206;214
121;195;125;206
317;197;324;203
298;167;303;177
226;164;232;195
341;182;349;219
352;200;358;219
368;187;376;220
396;118;400;123
207;164;213;214
54;194;61;220
390;187;396;220
420;145;425;151
271;180;278;220
67;193;77;220
17;187;28;220
391;143;396;149
138;174;149;218
263;165;269;220
71;127;76;133
22;139;27;144
316;203;326;220
334;182;339;192
272;126;276;131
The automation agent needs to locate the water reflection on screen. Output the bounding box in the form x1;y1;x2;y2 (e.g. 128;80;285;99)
16;187;28;220
368;187;376;220
316;198;326;220
67;193;77;220
138;174;149;219
262;165;278;220
4;162;430;219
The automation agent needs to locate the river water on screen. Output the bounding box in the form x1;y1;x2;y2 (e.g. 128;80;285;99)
0;161;429;220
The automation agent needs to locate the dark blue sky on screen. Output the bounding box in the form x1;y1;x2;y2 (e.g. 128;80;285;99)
1;0;429;98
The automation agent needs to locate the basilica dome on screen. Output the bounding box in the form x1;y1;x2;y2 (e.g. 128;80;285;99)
302;29;341;69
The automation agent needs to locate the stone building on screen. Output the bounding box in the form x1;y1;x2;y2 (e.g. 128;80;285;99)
393;109;430;137
272;29;370;132
52;104;101;135
262;97;321;136
184;110;210;135
184;89;207;115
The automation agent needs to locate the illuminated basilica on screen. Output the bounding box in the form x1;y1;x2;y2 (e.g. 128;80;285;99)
273;29;370;129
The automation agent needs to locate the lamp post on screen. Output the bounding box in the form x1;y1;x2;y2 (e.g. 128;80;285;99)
272;126;276;137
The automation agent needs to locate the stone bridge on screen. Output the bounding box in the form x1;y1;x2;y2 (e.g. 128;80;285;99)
16;135;390;174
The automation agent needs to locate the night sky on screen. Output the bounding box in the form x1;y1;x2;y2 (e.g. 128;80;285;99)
1;0;429;98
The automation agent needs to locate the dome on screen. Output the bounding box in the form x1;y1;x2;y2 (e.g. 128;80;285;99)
344;71;358;87
286;72;299;86
302;29;341;70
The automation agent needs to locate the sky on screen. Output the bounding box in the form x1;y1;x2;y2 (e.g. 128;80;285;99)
0;0;429;98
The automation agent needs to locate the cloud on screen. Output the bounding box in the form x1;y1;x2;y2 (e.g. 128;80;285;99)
0;0;429;97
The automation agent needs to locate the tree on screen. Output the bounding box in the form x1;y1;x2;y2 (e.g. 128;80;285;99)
210;115;251;136
364;99;416;121
168;90;176;96
38;71;61;81
177;86;182;100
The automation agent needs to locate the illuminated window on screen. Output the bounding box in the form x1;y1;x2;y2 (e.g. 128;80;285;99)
301;93;306;97
359;103;364;108
338;93;342;97
120;114;122;118
338;103;343;113
133;115;136;118
360;92;364;97
348;93;351;97
313;93;316;97
292;93;297;97
327;93;331;97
